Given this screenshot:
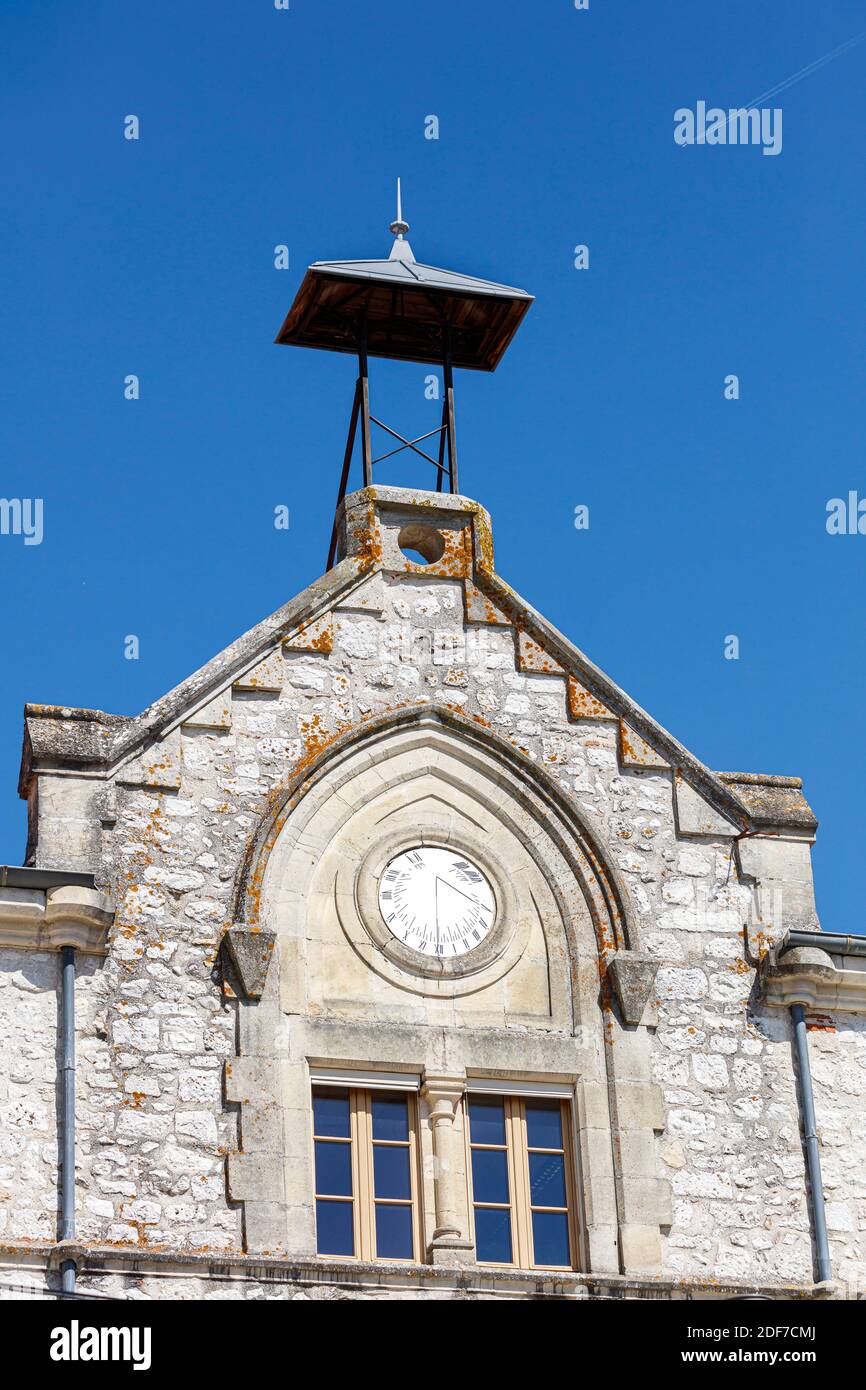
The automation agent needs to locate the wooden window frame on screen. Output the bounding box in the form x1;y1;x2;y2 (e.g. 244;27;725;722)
312;1086;423;1264
466;1093;578;1272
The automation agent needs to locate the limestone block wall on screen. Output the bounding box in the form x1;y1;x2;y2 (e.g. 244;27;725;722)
653;969;810;1284
805;1016;866;1293
5;488;861;1296
0;948;59;1243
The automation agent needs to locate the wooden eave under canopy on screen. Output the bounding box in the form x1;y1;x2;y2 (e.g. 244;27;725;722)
275;257;534;372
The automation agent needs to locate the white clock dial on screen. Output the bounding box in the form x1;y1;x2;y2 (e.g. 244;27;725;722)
378;847;496;959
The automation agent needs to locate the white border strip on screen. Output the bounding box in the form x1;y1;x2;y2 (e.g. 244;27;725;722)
309;1067;421;1092
467;1078;574;1100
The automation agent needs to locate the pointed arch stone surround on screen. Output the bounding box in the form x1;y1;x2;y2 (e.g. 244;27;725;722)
223;709;670;1275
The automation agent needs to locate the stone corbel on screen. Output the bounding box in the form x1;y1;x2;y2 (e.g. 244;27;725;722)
757;945;866;1011
47;1239;89;1271
607;953;659;1026
222;926;277;1000
44;885;114;954
0;883;113;955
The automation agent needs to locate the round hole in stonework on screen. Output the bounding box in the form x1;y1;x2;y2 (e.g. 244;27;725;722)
397;523;446;565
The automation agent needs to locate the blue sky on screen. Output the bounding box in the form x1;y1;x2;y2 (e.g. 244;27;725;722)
1;1;864;931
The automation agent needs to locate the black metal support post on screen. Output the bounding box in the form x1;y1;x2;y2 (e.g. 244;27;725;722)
59;944;77;1297
436;395;448;494
358;313;372;488
327;380;362;571
443;332;458;495
325;316;461;566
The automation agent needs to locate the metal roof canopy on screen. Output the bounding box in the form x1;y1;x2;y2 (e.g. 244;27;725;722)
276;256;533;373
275;184;534;568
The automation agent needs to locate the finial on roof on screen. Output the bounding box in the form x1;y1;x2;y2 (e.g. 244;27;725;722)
389;177;415;264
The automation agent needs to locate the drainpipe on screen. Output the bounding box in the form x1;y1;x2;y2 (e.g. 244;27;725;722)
0;879;113;1297
764;935;842;1287
790;1002;832;1284
784;930;866;956
59;944;77;1296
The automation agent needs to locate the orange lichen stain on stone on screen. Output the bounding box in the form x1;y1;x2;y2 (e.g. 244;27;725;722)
806;1015;836;1033
743;926;772;964
240;711;355;924
348;497;383;571
400;524;471;581
464;506;495;573
286;614;334;655
567;676;615;722
620;726;639;762
297;712;349;769
462;578;511;627
515;629;564;676
619;721;666;769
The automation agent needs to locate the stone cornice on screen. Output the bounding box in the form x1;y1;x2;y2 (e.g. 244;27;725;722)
0;1241;831;1301
0;882;114;955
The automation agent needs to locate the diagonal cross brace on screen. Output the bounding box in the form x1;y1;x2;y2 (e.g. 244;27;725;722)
370;417;448;471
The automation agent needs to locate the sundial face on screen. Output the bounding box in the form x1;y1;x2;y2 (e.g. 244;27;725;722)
378;847;496;959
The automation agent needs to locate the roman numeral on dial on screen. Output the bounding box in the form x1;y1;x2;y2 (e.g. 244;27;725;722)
377;846;496;960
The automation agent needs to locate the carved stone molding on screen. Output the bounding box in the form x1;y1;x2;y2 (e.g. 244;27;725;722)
0;883;113;955
759;945;866;1013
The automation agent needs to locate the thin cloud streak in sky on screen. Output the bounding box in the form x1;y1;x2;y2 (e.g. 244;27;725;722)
742;25;866;109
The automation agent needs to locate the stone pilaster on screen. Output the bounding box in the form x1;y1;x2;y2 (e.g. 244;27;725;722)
421;1071;474;1266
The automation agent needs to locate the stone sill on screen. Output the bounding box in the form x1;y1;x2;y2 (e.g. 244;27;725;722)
0;1242;826;1301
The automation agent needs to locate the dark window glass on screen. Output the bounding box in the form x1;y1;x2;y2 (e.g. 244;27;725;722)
314;1139;353;1197
471;1147;510;1206
373;1144;411;1200
475;1206;513;1264
528;1152;567;1209
316;1199;354;1256
525;1102;563;1151
532;1210;570;1267
371;1093;409;1143
313;1089;351;1139
375;1204;414;1260
468;1096;507;1147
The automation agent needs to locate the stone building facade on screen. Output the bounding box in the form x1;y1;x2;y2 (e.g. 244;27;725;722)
1;485;865;1301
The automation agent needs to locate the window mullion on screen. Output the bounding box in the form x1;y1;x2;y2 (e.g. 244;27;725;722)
508;1098;531;1269
348;1090;360;1260
562;1100;578;1270
354;1090;374;1261
408;1094;422;1261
